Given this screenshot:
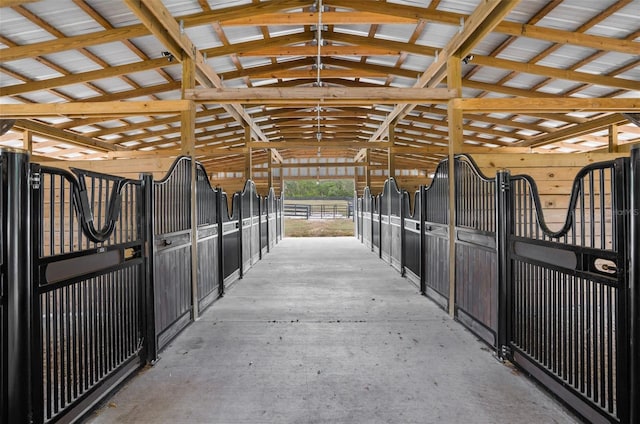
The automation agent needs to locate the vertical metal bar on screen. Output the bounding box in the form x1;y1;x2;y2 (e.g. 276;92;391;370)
258;196;263;260
419;186;426;295
190;158;199;321
141;174;157;364
630;145;640;424
217;190;225;297
496;170;511;357
613;157;631;422
238;193;244;279
400;190;405;276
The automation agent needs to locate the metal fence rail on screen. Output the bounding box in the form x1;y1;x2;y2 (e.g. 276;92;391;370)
354;149;640;424
0;150;283;424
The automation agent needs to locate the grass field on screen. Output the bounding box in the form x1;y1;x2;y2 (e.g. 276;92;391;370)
284;218;354;237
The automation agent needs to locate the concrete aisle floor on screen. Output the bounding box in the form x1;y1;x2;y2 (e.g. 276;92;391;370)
88;237;579;424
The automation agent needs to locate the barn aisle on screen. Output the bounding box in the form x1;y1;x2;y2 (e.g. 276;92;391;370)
88;237;577;424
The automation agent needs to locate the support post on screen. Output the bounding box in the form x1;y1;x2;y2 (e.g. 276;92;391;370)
447;55;463;317
216;189;225;297
267;150;274;190
245;126;252;181
22;129;32;153
496;169;511;358
388;122;396;180
238;194;244;279
629;145;639;424
400;190;406;276
1;148;32;424
365;150;371;189
181;57;199;321
258;197;262;260
419;185;426;295
609;124;619;153
141;173;157;363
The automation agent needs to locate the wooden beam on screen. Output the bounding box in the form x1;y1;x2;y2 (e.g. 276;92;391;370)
244;126;252;180
185;87;456;104
0;58;171;97
181;59;196;155
237;45;404;57
471;55;639;91
447;54;463;318
123;0;281;162
363;0;520;148
248;69;389;80
496;20;640;56
455;97;640;113
221;11;416;26
328;0;639;56
202;32;309;58
249;140;383;149
0;100;191;118
0;0;37;6
12;119;120;152
388;122;396;179
517;115;629;148
21;129;32;153
609;124;619;153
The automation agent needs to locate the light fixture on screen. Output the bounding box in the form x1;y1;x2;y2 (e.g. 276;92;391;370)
462;54;474;65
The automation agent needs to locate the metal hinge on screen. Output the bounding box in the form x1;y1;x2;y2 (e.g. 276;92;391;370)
500;345;512;359
30;172;40;189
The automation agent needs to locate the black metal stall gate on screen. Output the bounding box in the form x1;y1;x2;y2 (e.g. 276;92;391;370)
0;151;283;424
355;149;640;424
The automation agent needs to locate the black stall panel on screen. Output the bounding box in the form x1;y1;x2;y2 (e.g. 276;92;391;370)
507;158;631;424
267;189;277;250
260;196;268;257
30;163;145;424
423;159;450;310
454;155;498;347
221;191;241;286
196;164;220;312
362;187;372;248
152;157;192;351
240;180;260;272
403;191;421;286
372;195;380;253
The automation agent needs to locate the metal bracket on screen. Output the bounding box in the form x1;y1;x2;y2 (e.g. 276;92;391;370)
30;172;40;189
500;344;512;359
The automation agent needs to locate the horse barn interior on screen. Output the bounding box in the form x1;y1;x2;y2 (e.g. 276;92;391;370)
1;0;639;423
